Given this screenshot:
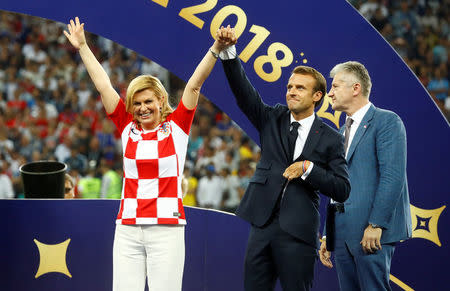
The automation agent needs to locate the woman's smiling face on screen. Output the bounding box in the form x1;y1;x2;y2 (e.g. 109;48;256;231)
132;89;162;130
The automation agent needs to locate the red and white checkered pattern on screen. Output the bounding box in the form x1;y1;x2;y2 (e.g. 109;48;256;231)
108;99;195;225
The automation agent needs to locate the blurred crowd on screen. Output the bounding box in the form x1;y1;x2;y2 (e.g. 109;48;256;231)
350;0;450;119
0;2;448;211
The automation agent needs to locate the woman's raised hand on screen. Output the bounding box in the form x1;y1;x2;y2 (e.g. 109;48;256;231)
63;17;86;50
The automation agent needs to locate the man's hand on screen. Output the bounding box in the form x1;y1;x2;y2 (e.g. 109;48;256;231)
283;162;303;181
360;225;382;253
212;25;237;53
319;240;333;268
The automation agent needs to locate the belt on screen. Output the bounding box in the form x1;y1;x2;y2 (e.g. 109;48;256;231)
330;202;345;213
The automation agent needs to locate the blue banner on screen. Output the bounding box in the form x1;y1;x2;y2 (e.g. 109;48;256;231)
1;0;449;290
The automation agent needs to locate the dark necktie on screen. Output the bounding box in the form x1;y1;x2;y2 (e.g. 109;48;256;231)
343;117;354;153
288;121;300;158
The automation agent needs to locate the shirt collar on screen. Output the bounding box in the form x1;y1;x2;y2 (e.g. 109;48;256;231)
290;112;315;131
347;102;372;126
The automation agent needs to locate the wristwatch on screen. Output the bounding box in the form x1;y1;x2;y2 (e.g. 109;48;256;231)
370;223;381;228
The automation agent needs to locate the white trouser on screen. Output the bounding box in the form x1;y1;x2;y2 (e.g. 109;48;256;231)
113;224;185;291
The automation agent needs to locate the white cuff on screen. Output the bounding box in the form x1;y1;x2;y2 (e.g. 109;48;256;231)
219;45;237;60
301;161;314;180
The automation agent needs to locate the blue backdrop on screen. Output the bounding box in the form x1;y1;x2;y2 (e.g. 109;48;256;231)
0;0;449;290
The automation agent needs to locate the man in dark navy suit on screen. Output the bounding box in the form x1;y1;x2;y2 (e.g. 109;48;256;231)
213;27;350;291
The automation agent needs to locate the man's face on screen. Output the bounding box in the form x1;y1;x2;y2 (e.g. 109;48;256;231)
286;74;321;116
329;72;355;112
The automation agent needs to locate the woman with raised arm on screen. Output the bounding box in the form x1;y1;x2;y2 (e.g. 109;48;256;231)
64;17;235;291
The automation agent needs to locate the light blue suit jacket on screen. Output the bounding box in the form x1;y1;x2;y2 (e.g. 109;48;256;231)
336;104;412;245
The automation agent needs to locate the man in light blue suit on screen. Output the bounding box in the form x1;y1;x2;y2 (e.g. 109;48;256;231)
319;61;412;290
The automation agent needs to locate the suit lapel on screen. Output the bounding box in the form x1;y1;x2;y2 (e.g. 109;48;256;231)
278;111;291;161
297;115;323;161
346;105;376;161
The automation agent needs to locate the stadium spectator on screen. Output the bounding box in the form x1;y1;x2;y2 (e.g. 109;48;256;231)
197;164;223;209
182;168;198;207
0;160;14;199
428;67;449;108
220;167;240;213
100;162;122;199
64;173;75;199
78;167;101;199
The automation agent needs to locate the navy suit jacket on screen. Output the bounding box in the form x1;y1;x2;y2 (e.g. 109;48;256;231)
222;58;350;248
333;104;412;246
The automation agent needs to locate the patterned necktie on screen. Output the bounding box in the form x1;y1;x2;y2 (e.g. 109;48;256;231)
343;117;354;152
288;122;300;158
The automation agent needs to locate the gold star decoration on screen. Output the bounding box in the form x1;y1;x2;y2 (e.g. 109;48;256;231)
316;94;342;129
34;238;72;278
410;204;446;247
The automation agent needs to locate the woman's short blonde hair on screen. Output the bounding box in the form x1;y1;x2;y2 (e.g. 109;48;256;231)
125;75;174;126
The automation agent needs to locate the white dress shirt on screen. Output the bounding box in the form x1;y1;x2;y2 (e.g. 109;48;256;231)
330;101;372;205
290;113;315;179
219;45;237;60
290;113;315;160
345;102;372;158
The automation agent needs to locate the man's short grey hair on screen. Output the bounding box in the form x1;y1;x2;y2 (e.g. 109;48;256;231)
330;61;372;98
